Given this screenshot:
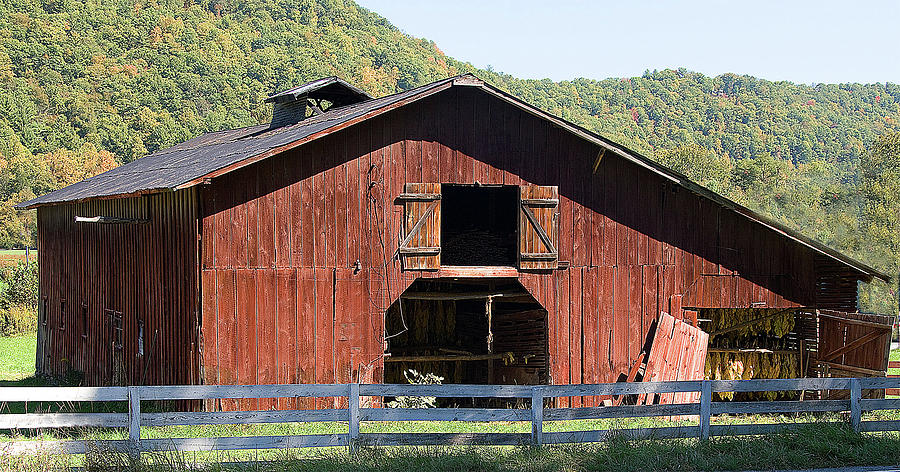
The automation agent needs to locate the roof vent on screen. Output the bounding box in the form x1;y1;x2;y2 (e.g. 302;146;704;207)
265;77;373;128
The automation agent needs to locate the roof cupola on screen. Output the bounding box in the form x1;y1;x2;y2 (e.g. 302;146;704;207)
264;77;372;128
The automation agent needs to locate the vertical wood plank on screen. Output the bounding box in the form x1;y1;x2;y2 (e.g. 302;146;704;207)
217;270;237;410
312;141;327;268
298;267;317;409
582;267;597;406
300;147;316;268
200;270;218;386
235;269;258;410
613;266;628;378
325;140;338;268
569;268;583;407
556;270;570;407
598;266;615;384
335;137;350;268
628;266;642;364
257;269;277;410
247;172;260;268
276;268;297;410
315;268;335;408
258;169;276;268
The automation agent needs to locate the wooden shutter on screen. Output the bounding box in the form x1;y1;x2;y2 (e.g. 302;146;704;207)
398;183;441;270
519;185;559;270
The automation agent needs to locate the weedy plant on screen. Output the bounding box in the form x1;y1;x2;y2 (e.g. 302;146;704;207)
386;369;444;409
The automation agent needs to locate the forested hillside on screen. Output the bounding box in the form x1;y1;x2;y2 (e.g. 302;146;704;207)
0;0;898;312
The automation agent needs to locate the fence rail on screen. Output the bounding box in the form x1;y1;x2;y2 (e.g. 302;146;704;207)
1;377;899;454
888;361;900;396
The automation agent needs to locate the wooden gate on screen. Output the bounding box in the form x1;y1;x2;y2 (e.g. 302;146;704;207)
818;310;894;398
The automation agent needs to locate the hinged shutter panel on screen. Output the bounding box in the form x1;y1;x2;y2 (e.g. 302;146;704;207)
519;185;559;270
398;183;441;270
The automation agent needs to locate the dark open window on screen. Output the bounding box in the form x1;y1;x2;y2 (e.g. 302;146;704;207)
59;299;66;331
441;184;518;266
81;304;88;338
138;317;145;356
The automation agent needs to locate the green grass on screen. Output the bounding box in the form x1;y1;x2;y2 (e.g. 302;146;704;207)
890;348;899;379
0;334;35;381
2;408;900;470
1;344;898;470
2;422;900;471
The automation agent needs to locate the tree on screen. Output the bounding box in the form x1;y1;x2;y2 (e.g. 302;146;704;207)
857;132;900;314
654;143;733;194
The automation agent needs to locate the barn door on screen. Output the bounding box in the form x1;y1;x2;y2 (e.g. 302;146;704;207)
398;183;441;270
818;310;893;399
818;310;893;376
519;185;559;270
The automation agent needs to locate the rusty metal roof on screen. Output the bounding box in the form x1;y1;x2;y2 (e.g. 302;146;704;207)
17;76;453;209
17;74;890;281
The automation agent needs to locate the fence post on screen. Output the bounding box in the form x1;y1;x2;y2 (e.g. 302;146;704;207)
850;378;861;433
127;386;141;456
699;380;711;441
531;386;543;445
349;383;360;453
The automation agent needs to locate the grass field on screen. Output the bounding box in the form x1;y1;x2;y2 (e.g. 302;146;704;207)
0;334;35;381
1;338;898;471
0;249;36;269
2;419;900;471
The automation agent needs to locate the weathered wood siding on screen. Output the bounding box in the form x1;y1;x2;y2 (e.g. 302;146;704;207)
199;86;852;406
36;189;200;386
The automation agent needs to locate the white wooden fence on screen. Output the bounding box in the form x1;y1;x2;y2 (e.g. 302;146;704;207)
1;377;899;455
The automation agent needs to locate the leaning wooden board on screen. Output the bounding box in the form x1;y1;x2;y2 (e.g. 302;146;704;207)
640;312;709;405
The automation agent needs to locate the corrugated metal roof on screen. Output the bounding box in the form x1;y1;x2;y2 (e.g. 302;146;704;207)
17;77;453;208
17;74;889;281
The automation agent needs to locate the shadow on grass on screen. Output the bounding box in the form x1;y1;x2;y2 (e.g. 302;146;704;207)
235;425;900;472
5;423;889;472
0;373;126;416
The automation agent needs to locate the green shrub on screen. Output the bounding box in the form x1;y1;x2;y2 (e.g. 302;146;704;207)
0;304;36;336
0;261;38;311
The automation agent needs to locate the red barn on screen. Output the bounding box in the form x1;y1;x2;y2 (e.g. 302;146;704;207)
20;75;890;407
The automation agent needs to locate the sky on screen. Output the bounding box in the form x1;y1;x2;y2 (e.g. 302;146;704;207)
354;0;899;85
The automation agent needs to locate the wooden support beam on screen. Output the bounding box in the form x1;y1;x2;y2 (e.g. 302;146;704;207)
400;291;522;301
75;216;150;224
819;331;885;363
436;266;519;278
384;353;514;363
818;313;893;331
395;193;442;201
818;360;886;377
707;348;797;355
708;308;795;338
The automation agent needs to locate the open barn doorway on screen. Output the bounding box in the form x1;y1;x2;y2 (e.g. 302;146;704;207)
384;278;549;389
441;184;519;267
